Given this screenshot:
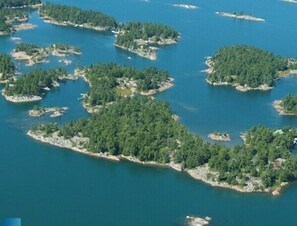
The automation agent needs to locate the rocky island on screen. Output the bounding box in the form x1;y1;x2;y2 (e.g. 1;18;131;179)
74;63;174;113
3;68;67;103
173;4;198;9
204;45;297;92
273;94;297;116
11;43;81;66
39;3;117;31
29;106;69;118
282;0;297;3
115;22;179;60
215;11;265;22
208;132;231;141
186;216;211;226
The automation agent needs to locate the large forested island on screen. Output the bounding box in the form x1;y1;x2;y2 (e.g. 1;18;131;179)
28;94;297;194
205;45;297;91
75;63;173;112
39;3;117;31
0;0;41;8
274;94;297;115
0;54;15;83
115;22;179;60
3;68;67;102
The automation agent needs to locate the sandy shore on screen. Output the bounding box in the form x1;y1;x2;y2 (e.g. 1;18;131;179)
216;12;265;22
27;129;285;195
273;100;297;116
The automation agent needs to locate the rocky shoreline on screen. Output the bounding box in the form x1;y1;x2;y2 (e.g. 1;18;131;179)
173;4;198;9
2;90;42;103
186;216;211;226
215;12;265;22
273;100;297;116
115;44;157;60
28;106;69;117
208;132;231;142
27;130;284;195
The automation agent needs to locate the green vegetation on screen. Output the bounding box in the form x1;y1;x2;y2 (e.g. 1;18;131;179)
0;54;15;80
116;22;179;51
32;96;297;190
81;63;170;107
50;43;80;54
0;8;30;35
0;0;40;8
4;68;66;96
0;18;13;34
39;3;117;30
15;43;40;55
282;94;297;114
207;45;290;88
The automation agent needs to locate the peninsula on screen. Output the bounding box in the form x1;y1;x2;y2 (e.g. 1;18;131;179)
215;11;265;22
74;63;174;113
11;43;81;66
28;94;297;195
0;53;15;83
115;22;179;60
204;45;297;92
3;68;67;103
273;94;297;115
39;3;117;31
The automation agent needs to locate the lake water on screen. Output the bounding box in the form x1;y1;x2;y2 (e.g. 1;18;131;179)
0;0;297;225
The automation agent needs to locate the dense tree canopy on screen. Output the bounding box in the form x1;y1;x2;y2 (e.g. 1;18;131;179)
116;22;179;50
81;63;170;106
0;54;15;80
32;95;297;190
39;3;117;30
5;68;66;96
282;94;297;114
208;45;289;88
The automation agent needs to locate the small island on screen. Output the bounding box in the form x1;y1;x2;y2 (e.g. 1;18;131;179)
11;43;81;66
0;0;41;9
215;11;265;22
74;63;174;113
0;53;15;83
39;3;117;31
29;106;69;117
282;0;297;3
115;22;180;60
3;68;67;103
204;45;297;92
208;132;231;142
173;4;198;9
186;216;211;226
273;94;297;115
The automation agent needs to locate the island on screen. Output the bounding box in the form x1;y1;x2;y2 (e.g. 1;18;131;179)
39;3;117;31
0;0;41;9
186;216;211;226
115;22;179;60
2;68;67;103
11;43;81;65
204;45;297;92
282;0;297;3
29;106;69;117
273;94;297;115
0;54;15;83
208;132;231;141
173;4;198;9
215;11;265;22
0;8;34;35
74;63;174;112
27;87;297;195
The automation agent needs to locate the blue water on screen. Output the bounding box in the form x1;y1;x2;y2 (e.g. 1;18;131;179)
0;0;297;225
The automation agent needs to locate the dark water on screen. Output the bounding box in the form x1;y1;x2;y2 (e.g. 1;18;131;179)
0;0;297;225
